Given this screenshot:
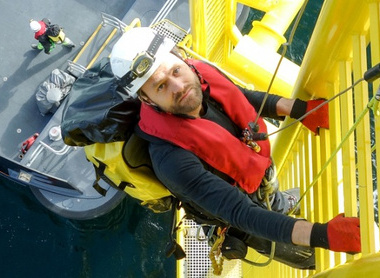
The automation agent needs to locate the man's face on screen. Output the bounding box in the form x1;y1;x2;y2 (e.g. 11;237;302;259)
140;54;203;117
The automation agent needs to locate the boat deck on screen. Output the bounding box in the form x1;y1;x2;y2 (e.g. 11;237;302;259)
0;0;190;219
0;1;131;163
0;0;189;167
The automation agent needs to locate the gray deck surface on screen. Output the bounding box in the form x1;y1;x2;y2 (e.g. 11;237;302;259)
0;0;189;218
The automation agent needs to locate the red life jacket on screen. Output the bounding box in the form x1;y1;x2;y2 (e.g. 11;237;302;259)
138;60;271;193
34;21;47;39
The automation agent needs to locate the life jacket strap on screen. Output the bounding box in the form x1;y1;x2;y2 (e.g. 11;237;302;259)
91;158;130;196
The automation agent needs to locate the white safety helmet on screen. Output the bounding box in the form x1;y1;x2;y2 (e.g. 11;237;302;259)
110;27;176;98
30;20;41;32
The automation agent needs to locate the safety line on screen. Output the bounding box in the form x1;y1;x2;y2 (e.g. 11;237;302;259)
267;77;365;137
252;0;309;128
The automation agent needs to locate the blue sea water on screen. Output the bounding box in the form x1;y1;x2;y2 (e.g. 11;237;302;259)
0;176;175;278
0;1;325;278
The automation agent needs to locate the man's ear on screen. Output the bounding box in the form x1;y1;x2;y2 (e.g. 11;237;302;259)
138;95;162;112
139;95;155;105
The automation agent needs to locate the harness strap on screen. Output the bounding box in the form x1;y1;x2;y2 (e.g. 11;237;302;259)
165;199;186;260
91;158;130;196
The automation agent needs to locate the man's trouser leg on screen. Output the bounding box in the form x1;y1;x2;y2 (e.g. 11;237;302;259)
249;162;300;215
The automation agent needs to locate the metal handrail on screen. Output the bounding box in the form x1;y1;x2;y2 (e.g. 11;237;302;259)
101;12;127;33
26;142;71;167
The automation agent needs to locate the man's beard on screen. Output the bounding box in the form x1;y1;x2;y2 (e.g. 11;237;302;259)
170;83;203;115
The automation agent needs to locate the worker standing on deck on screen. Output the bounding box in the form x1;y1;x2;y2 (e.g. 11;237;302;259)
110;27;361;255
29;18;75;54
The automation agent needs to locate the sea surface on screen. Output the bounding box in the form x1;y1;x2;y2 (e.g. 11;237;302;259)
0;176;175;278
0;1;326;278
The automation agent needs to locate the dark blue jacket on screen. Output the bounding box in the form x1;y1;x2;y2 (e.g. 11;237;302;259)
137;88;298;244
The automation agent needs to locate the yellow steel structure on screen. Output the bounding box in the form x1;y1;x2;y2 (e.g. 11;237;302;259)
181;0;380;277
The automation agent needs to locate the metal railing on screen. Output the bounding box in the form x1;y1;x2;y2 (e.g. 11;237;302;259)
25;141;71;167
101;12;128;33
184;0;380;277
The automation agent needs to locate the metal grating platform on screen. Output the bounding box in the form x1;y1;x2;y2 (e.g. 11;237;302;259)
179;218;242;278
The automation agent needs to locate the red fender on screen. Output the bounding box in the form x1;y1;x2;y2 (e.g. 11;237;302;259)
21;133;39;154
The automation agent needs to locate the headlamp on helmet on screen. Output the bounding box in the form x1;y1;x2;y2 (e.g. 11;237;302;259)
110;27;175;98
132;52;155;78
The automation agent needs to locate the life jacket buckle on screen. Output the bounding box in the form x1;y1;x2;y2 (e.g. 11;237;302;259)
241;128;261;152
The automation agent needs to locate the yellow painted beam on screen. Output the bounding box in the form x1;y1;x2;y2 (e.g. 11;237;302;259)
369;2;380;241
352;33;376;255
339;61;357;219
245;0;306;52
272;1;371;172
312;252;380;278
